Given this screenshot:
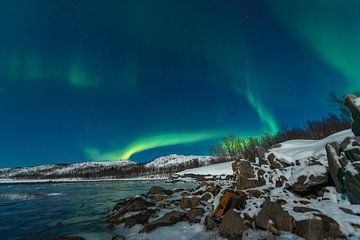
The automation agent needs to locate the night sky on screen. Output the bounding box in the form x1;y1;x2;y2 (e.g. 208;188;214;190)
0;0;358;167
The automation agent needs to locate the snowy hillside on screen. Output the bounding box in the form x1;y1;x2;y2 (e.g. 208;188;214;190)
176;161;233;176
145;154;214;168
268;129;353;165
0;160;136;179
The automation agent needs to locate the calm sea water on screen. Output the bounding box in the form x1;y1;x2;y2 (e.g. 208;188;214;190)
0;180;196;240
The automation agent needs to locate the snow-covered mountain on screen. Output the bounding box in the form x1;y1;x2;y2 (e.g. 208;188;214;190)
145;154;214;168
0;154;215;181
0;160;136;179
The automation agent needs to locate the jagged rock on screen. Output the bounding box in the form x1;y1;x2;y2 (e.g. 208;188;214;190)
201;193;212;202
341;137;360;161
255;198;295;232
344;161;360;204
218;209;248;240
206;184;221;196
325;142;346;193
236;176;264;190
288;165;328;195
246;189;263;198
345;94;360;136
149;194;167;202
267;153;283;169
213;190;247;218
117;209;158;227
296;214;341;240
180;197;192;209
275;176;287;188
293;206;320;213
148;186;171;195
140;211;186;233
179;196;201;209
186;207;204;223
235;160;255;178
109;196;155;221
204;216;217;230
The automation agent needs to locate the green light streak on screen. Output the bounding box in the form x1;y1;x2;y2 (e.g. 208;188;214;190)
69;62;97;87
267;0;360;90
85;131;224;161
245;87;279;135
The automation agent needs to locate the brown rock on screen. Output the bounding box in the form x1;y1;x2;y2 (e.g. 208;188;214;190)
186;208;204;223
148;186;171;195
204;216;217;230
296;214;341;240
213;190;247;218
236;176;259;190
218;209;248;240
255;198;295;232
326;142;345;193
180;198;191;209
191;197;201;208
117;209;158;228
345;94;360;136
267;153;282;169
344;161;360;204
206;184;221;196
140;211;186;233
237;160;255;178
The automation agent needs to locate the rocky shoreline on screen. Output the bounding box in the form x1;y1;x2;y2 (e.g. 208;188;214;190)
58;95;360;240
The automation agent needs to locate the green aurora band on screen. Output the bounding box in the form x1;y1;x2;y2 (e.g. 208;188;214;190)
267;0;360;90
85;131;225;161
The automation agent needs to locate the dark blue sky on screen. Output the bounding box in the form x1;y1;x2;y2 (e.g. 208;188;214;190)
0;0;358;167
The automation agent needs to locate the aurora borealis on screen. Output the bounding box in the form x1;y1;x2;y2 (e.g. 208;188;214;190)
0;0;358;167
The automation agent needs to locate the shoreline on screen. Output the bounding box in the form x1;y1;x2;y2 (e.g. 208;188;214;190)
0;177;169;185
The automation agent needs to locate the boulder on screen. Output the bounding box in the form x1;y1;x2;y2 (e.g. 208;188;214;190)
206;184;221;196
325;142;345;193
218;209;248;240
109;196;155;221
140;211;186;233
191;196;201;208
235;160;255;178
180;198;192;209
267;153;283;169
213;190;247;218
201;193;212;202
344;161;360;204
236;176;264;190
345;94;360;136
296;214;341;240
342;137;360;161
288;165;328;195
255;198;295;232
148;186;171;195
186;208;204;223
117;209;158;227
204;216;217;230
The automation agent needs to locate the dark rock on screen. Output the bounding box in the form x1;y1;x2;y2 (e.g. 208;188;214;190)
296;214;341;240
236;176;263;190
344;161;360;204
204;216;217;230
206;184;221;196
118;209;158;227
140;211;186;233
255;146;267;161
148;186;172;195
255;198;295;232
56;237;85;240
345;94;360;136
109;196;155;222
326;142;345;193
213;190;247;218
191;196;201;208
112;236;126;240
293;206;320;213
219;209;248;240
149;194;167;202
201;193;212;202
236;160;255;178
288;165;328;195
275;176;287;188
246;189;262;198
186;208;204;223
267;153;283;169
180;197;191;209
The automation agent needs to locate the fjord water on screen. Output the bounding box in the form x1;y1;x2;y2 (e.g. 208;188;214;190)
0;181;195;240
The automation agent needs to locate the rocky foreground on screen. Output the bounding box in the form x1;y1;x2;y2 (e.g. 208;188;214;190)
59;95;360;240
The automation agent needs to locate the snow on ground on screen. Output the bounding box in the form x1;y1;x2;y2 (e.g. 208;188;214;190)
356;97;360;106
176;161;233;176
145;154;214;168
268;129;353;164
